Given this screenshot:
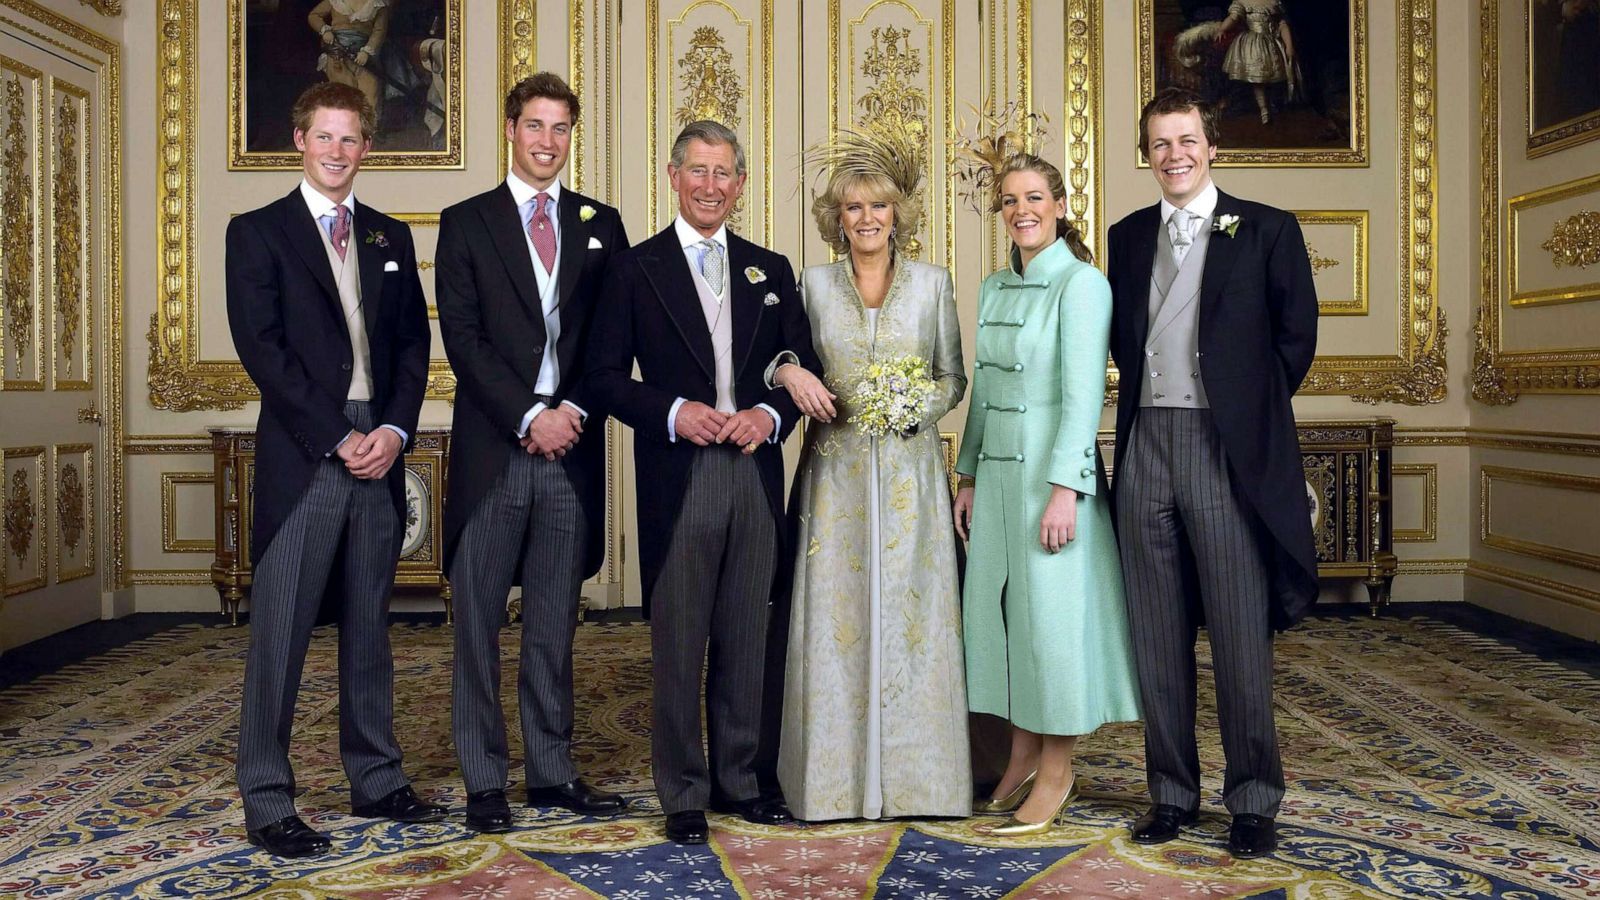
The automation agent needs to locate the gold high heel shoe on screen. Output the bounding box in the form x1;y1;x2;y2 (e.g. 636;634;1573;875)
990;779;1079;836
973;770;1037;815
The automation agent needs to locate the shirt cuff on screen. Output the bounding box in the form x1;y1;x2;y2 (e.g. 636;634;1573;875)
667;397;687;443
763;350;801;389
378;424;409;446
755;403;782;443
561;399;589;422
517;402;548;439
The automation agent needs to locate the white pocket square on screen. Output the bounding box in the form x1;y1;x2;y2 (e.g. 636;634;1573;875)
763;292;780;306
587;236;603;249
383;260;400;272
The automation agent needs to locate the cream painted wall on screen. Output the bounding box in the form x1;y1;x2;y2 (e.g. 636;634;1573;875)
2;0;1590;646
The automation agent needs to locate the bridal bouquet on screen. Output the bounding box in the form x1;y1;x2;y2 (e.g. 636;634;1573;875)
852;354;935;438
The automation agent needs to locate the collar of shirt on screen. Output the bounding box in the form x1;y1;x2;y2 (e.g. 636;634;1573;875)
674;215;728;253
1159;179;1219;228
299;179;356;223
507;171;562;211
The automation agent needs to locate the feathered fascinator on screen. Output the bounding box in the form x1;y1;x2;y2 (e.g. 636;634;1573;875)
802;126;925;202
950;100;1050;212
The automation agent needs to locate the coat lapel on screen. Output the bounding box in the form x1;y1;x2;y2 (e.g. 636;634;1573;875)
481;183;545;322
1125;204;1160;347
556;190;588;308
1198;190;1242;322
639;228;715;379
726;235;765;378
277;190;342;318
353;202;385;337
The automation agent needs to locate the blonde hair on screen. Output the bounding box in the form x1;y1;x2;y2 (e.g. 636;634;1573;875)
812;170;921;256
991;154;1093;264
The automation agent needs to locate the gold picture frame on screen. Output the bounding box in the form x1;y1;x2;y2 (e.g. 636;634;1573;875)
227;0;464;170
1507;172;1600;309
1526;0;1600;157
1294;209;1369;317
1135;0;1368;167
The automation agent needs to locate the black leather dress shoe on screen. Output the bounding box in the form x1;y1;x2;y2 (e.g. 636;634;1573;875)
711;796;793;825
353;785;448;823
247;815;331;858
526;779;627;815
1227;814;1277;858
1130;804;1199;844
665;810;710;844
465;789;514;834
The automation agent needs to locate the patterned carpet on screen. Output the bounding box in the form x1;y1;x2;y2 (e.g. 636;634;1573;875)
0;616;1597;899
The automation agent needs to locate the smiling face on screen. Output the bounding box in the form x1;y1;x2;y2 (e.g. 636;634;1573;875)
668;138;746;236
998;168;1065;263
839;184;895;257
294;107;370;202
506;96;573;190
1145;108;1216;207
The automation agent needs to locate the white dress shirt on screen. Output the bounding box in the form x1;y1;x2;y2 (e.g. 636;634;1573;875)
1158;179;1219;266
505;172;586;438
666;216;781;443
298;179;408;453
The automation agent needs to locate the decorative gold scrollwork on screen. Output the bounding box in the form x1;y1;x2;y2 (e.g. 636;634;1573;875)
3;73;31;365
4;468;34;563
857;25;929;257
676;26;742;128
1542;211;1600;270
1306;242;1339;274
53;90;82;366
58;463;84;553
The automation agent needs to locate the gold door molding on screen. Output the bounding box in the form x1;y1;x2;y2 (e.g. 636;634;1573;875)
1;52;43;391
0;0;122;589
1473;0;1600;402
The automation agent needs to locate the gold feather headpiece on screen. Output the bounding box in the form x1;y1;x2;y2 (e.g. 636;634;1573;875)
950;100;1050;213
802;126;925;202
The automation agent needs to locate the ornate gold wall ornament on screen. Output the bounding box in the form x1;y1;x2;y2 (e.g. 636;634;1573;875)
52;87;82;370
1306;243;1339;274
76;1;121;14
856;25;928;256
57;463;83;552
5;468;33;563
676;26;742;127
2;70;33;367
1541;211;1600;270
498;0;536;173
1064;0;1101;254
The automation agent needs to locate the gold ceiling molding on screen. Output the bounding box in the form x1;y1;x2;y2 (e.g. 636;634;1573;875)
1474;0;1600;401
76;1;120;15
1543;211;1600;270
1;0;122;590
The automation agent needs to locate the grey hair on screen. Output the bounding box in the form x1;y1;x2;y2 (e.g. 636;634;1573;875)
670;119;747;176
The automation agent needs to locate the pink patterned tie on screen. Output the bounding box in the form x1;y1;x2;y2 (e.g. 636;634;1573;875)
528;192;556;274
330;204;351;262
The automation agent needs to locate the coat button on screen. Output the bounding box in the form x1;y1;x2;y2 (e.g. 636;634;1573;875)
1080;467;1093;478
1012;364;1024;372
341;362;352;371
1084;447;1094;457
1018;404;1027;413
533;346;543;355
977;318;987;326
982;402;991;410
978;451;989;461
1154;392;1165;399
1184;394;1193;401
1017;453;1025;462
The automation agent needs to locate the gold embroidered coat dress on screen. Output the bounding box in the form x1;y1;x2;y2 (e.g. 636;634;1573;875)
957;238;1142;736
777;258;972;821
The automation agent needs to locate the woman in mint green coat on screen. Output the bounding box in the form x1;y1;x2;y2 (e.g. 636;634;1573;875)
952;154;1142;835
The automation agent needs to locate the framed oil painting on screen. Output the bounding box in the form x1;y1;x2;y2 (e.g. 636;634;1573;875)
1527;0;1600;156
229;0;463;169
1137;0;1367;166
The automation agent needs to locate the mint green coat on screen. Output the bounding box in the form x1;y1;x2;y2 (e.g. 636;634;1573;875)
956;238;1142;735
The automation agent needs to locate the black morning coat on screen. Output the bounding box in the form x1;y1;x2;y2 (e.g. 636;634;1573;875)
225;189;431;565
585;225;824;615
434;183;630;581
1105;190;1321;629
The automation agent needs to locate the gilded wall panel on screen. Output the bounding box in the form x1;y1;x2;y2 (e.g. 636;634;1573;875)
1295;210;1368;317
1481;465;1600;572
159;471;212;554
53;443;92;582
0;53;42;390
1473;0;1600;401
1393;461;1437;542
2;446;45;596
49;78;89;391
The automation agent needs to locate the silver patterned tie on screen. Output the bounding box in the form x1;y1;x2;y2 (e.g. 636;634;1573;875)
698;239;725;296
1167;208;1196;262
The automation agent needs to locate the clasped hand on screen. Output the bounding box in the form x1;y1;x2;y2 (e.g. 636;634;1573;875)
336;428;403;480
522;406;583;460
676;401;772;454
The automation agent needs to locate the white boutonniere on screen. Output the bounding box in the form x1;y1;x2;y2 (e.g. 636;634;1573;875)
1214;214;1241;238
745;266;767;284
763;292;780;306
578;204;597;223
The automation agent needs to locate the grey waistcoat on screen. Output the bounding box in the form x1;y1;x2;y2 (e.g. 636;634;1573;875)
1139;216;1210;409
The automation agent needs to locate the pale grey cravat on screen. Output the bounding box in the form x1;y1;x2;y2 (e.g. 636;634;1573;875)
1167;208;1197;264
698;239;726;296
